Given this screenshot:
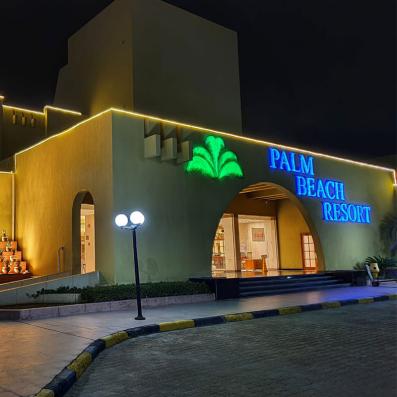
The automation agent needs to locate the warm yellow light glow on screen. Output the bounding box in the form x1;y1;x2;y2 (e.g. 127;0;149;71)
15;109;110;159
3;104;44;116
3;104;81;117
0;95;5;100
44;105;82;116
14;107;396;185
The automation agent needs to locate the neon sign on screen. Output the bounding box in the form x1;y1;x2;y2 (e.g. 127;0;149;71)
186;136;243;180
268;147;371;224
269;148;314;176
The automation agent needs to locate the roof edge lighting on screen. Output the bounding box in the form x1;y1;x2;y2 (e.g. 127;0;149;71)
44;105;82;116
2;104;82;117
3;104;44;116
11;107;396;185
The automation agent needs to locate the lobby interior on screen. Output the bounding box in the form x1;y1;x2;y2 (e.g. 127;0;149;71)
211;182;319;278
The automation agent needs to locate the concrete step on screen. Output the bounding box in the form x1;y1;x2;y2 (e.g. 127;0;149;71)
238;273;328;282
239;283;352;297
239;275;336;287
239;279;342;292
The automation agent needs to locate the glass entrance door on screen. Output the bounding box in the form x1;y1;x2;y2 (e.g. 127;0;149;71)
80;204;95;274
238;215;279;273
211;214;237;275
301;234;317;270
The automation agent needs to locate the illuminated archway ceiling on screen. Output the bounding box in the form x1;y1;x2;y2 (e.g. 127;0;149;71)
239;183;289;201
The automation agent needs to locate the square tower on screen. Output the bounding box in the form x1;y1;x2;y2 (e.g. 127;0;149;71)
55;0;242;133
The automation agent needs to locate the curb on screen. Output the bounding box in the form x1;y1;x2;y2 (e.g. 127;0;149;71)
0;293;215;321
35;293;397;397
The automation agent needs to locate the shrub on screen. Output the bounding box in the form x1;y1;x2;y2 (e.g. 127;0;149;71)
365;256;397;275
353;262;366;271
32;281;211;303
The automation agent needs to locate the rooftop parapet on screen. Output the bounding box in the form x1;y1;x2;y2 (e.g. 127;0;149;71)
0;95;84;160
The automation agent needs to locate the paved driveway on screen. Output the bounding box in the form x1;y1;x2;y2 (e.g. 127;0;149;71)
66;300;397;397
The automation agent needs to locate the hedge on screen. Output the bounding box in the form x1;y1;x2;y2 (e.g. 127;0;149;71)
33;281;211;303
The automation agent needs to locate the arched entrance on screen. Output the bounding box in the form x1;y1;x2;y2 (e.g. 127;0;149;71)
72;191;96;275
211;182;324;277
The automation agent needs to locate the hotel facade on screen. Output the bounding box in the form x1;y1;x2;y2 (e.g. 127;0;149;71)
0;0;395;288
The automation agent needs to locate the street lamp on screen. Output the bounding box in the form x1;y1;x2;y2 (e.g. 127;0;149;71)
115;210;146;320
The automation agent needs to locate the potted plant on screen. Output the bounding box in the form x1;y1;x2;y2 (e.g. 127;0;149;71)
353;262;370;285
365;256;397;279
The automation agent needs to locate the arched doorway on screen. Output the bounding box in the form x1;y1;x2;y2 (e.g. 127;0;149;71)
72;191;96;275
211;182;324;277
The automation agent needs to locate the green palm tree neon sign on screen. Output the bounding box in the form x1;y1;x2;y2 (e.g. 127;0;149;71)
185;136;243;179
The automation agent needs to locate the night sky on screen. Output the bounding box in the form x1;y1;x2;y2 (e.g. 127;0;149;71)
0;0;395;161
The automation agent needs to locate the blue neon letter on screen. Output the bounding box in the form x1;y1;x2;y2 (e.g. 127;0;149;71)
324;181;336;200
300;155;314;176
363;206;371;223
322;202;333;221
335;182;345;201
340;203;348;222
268;148;280;169
295;176;307;196
306;177;316;197
280;151;291;172
347;204;357;222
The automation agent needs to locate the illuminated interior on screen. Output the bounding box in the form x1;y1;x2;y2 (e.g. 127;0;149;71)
71;191;96;275
212;182;319;278
80;204;96;274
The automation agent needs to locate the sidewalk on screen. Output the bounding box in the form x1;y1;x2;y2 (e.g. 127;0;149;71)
1;284;396;397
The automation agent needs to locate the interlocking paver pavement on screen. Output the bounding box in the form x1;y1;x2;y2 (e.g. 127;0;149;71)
1;286;397;397
65;300;397;397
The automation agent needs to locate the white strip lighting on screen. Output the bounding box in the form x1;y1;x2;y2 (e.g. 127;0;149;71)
3;104;44;116
111;108;397;184
44;105;82;116
13;107;396;185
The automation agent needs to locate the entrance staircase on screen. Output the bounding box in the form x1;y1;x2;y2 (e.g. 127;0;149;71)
238;273;351;297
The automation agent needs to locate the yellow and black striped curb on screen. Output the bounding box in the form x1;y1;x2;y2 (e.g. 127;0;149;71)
35;293;397;397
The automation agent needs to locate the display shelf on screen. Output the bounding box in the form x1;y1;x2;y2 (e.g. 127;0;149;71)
0;241;17;251
0;234;30;275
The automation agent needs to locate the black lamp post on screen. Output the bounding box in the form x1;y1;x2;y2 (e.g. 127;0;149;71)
115;211;145;320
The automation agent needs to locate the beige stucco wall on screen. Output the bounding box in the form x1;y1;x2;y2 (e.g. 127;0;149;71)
10;109;396;284
1;107;46;159
276;199;310;269
110;111;395;283
14;112;114;281
0;105;83;161
45;108;83;137
54;0;242;133
54;0;133;115
0;173;12;237
131;0;242;133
